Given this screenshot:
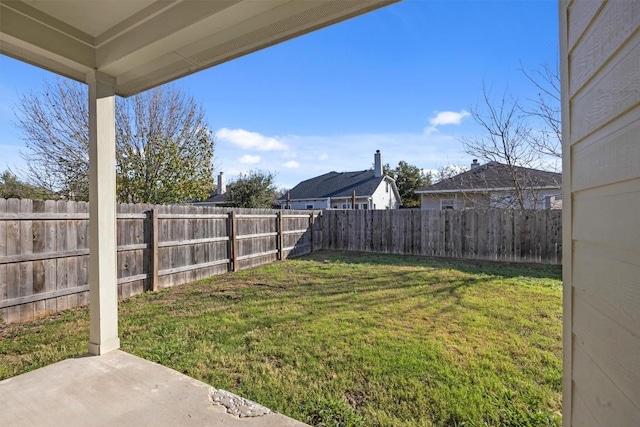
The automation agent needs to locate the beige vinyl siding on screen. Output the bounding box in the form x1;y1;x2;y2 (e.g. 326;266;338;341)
420;196;441;210
285;199;330;210
420;191;559;210
561;1;640;426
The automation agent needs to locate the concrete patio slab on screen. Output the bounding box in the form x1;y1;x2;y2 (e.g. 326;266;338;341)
0;350;308;426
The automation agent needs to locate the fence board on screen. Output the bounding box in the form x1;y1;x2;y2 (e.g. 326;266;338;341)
55;200;69;311
43;200;57;315
32;201;46;315
116;203;127;299
32;200;46;307
128;202;143;296
19;199;34;321
76;201;89;307
66;201;79;310
0;199;6;322
6;199;21;322
177;205;188;286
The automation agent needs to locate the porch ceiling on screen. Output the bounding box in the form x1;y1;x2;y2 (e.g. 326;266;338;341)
0;0;398;96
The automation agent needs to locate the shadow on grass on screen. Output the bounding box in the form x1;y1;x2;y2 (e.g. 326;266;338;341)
302;250;562;280
195;265;494;332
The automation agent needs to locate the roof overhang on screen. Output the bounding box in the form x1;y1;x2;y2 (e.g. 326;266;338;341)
0;0;399;96
416;185;563;194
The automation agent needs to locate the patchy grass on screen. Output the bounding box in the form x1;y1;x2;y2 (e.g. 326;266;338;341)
0;251;562;426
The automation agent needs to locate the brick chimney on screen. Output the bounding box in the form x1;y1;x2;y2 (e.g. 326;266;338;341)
216;172;226;195
470;159;480;169
374;150;383;177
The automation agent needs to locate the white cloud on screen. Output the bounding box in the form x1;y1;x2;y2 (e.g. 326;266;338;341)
277;132;469;175
215;128;288;151
283;160;300;168
225;167;250;177
425;110;471;134
238;154;260;164
215;129;471;190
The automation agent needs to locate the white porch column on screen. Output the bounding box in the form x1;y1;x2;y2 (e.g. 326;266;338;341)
87;71;120;355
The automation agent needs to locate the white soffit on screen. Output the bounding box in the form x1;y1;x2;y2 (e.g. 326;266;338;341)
0;0;399;96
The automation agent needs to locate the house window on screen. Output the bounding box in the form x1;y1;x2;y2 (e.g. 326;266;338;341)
491;194;514;208
306;204;314;210
385;182;389;193
333;205;339;208
441;199;455;210
362;204;368;210
342;203;348;209
544;195;562;210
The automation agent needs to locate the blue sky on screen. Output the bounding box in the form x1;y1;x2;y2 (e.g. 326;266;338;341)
0;0;559;189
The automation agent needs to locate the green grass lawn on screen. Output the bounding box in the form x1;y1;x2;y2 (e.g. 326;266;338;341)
0;251;562;427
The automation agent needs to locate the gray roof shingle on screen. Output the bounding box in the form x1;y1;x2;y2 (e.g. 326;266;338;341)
190;192;228;205
279;170;386;201
201;193;228;203
418;162;562;193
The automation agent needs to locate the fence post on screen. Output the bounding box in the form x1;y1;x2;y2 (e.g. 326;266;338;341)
277;211;284;260
150;209;159;291
309;212;315;253
229;211;237;272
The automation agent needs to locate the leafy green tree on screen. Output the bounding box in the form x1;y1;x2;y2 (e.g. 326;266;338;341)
0;170;55;200
15;79;214;203
385;161;432;208
226;170;277;208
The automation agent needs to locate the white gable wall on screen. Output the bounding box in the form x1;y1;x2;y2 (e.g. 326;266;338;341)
561;1;640;425
371;178;400;209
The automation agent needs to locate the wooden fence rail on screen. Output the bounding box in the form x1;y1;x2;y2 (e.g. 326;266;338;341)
320;208;562;265
0;199;320;324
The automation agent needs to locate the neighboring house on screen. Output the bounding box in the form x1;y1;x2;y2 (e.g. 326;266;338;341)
192;172;229;207
417;160;562;210
279;150;401;210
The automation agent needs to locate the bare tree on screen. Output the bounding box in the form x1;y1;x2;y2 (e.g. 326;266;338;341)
15;79;89;198
433;164;468;182
460;85;544;210
15;78;214;203
426;62;562;212
520;61;561;160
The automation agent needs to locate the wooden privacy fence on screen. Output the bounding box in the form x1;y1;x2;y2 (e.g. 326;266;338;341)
0;199;319;324
321;209;562;264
